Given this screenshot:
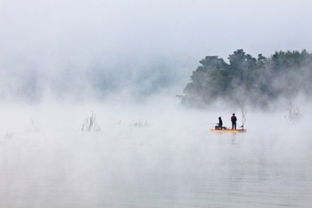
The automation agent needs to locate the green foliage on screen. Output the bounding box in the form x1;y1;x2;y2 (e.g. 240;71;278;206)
182;49;312;108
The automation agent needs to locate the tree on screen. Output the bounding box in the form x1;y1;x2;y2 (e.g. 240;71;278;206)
182;49;312;108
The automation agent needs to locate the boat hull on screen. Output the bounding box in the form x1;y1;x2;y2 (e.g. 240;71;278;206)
210;129;247;133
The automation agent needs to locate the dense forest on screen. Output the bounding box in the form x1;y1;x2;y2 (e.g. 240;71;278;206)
182;49;312;108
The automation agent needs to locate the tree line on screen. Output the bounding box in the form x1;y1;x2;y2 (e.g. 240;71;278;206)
182;49;312;108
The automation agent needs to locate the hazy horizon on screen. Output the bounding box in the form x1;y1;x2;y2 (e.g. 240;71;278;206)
1;0;312;207
1;0;312;102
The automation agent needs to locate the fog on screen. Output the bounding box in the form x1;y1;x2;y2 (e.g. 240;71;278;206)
0;96;311;207
1;0;312;100
1;0;312;207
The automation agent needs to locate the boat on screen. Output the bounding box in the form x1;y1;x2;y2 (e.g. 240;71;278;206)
210;128;247;133
210;110;247;133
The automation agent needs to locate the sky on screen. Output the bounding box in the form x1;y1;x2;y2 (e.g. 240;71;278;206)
0;2;312;207
0;0;312;99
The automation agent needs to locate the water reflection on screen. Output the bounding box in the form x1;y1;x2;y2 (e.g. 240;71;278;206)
0;130;311;208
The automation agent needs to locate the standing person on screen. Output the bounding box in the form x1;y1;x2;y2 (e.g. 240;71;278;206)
231;113;237;130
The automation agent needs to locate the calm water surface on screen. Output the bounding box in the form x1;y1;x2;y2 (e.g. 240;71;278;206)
0;124;311;208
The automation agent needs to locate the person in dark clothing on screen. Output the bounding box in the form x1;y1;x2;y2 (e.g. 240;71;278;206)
231;113;237;130
215;117;223;130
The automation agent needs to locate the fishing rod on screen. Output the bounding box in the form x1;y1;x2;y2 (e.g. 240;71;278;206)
241;107;246;129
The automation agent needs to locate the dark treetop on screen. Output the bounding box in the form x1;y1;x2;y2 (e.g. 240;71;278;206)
182;49;312;108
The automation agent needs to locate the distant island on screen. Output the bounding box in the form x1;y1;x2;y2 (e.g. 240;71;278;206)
182;49;312;108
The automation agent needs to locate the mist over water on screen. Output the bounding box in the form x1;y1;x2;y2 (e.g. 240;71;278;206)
0;96;311;208
1;0;312;207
